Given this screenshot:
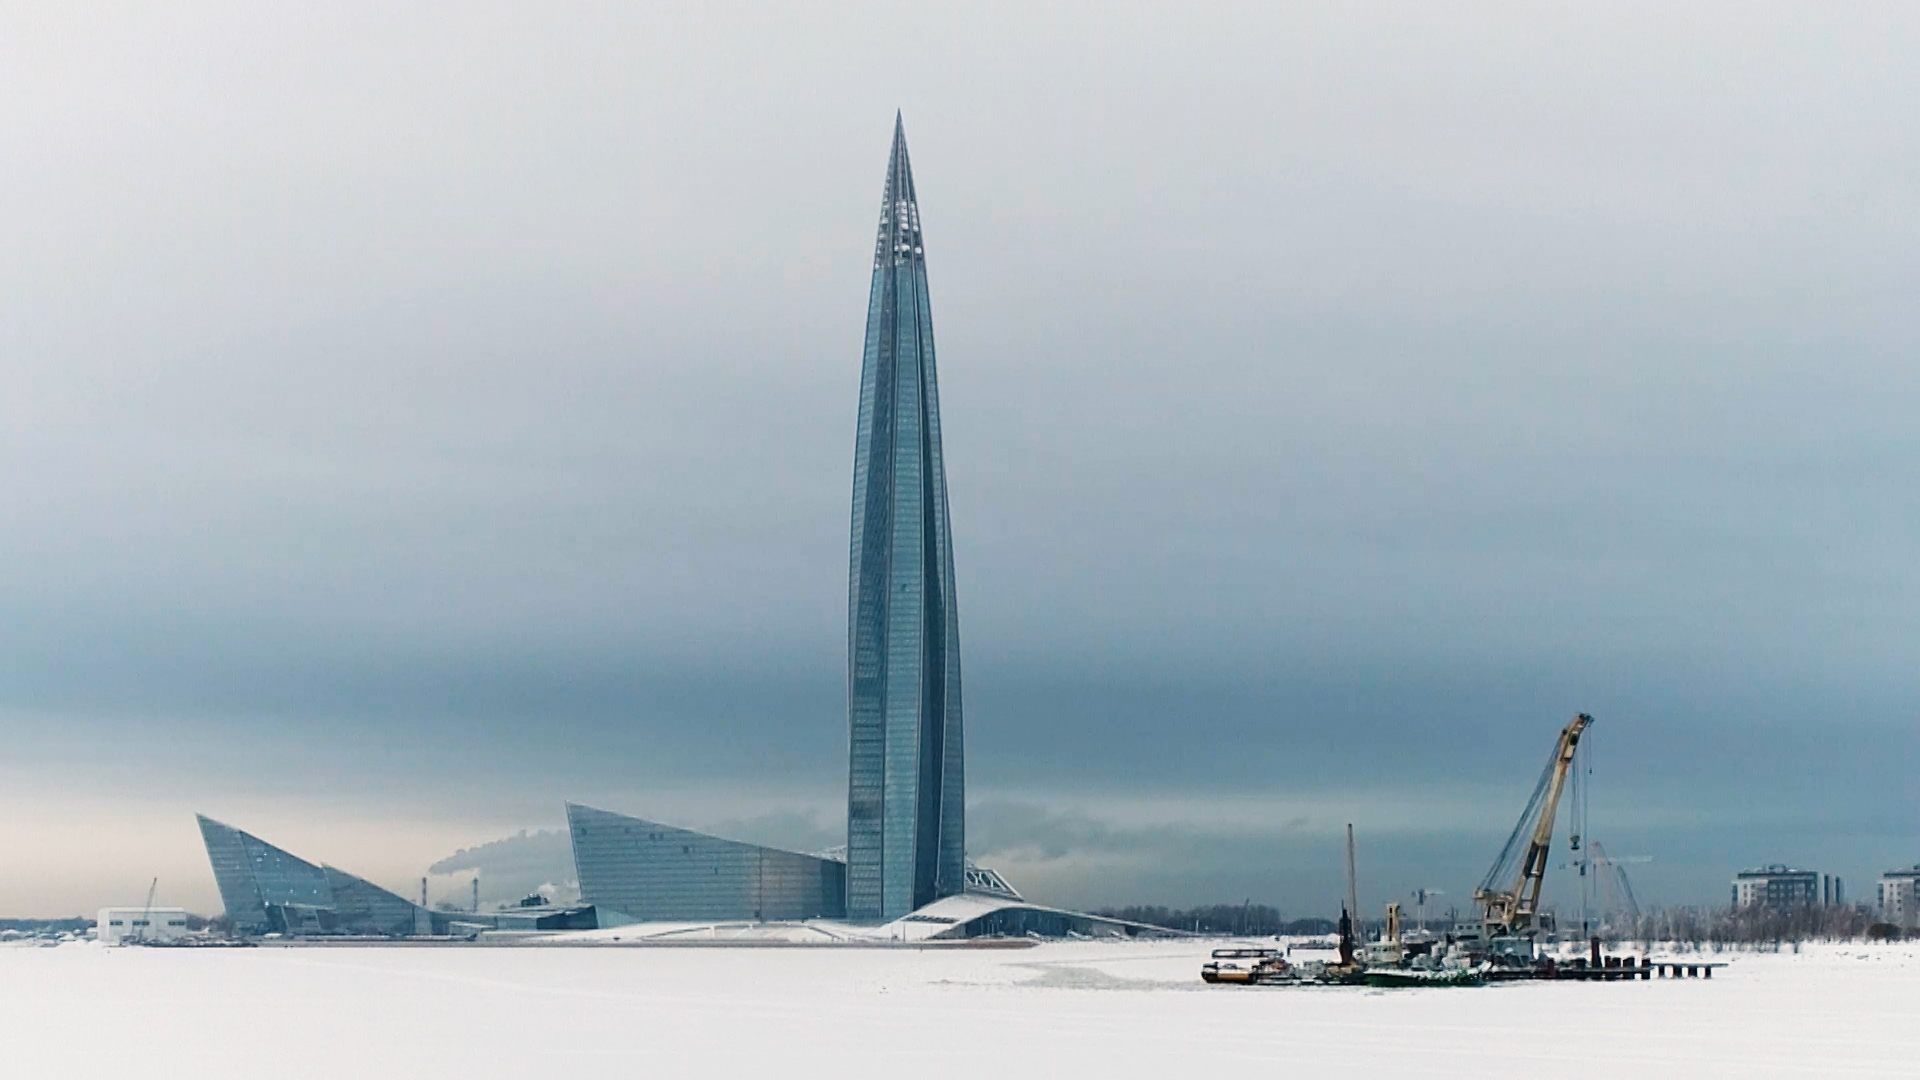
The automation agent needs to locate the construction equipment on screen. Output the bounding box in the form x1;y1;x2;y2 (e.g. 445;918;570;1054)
1473;714;1593;938
1590;842;1645;929
1411;888;1445;934
1359;901;1407;967
1343;824;1359;937
1558;844;1651;933
1330;824;1360;976
135;877;158;944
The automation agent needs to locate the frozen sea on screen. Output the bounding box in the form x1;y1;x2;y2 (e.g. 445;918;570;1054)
3;938;1916;1078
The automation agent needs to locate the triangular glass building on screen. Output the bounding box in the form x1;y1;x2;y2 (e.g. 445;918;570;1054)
846;114;966;922
197;813;431;936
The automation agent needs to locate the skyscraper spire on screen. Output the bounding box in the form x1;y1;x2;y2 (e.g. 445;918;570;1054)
873;112;923;269
846;115;965;922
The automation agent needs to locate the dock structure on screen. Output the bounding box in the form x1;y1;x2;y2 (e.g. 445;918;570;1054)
1550;955;1726;980
1653;961;1723;979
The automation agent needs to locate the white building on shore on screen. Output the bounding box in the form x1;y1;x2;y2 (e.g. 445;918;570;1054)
96;907;189;945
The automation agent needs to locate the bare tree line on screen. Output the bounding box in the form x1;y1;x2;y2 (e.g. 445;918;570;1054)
1599;905;1904;950
1095;900;1908;948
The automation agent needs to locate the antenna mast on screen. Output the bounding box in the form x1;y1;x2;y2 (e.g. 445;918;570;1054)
1344;824;1359;930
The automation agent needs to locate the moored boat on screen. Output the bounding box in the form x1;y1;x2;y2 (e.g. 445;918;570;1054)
1201;947;1294;984
1361;965;1485;988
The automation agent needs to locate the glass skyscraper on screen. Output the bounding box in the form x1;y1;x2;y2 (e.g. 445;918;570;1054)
846;115;965;923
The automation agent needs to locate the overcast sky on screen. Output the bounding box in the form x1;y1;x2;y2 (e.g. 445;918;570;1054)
3;2;1916;918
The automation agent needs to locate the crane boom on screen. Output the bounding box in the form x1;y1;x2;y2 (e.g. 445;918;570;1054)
136;876;158;944
1473;713;1592;936
1592;842;1643;925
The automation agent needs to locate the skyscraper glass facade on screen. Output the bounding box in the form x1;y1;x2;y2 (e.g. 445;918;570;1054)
846;115;965;922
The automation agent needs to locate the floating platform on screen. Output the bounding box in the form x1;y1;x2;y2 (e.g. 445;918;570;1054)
1202;950;1731;987
1489;956;1730;981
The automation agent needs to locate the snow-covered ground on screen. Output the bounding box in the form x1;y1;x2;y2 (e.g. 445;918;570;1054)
2;938;1915;1078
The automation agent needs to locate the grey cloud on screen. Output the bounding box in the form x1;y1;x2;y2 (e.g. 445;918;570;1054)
3;3;1918;915
970;801;1313;864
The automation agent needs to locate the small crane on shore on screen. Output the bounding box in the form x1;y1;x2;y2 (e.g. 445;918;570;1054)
134;877;158;944
1473;714;1592;938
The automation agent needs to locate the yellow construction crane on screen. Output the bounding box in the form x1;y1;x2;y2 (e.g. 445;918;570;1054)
1473;713;1592;937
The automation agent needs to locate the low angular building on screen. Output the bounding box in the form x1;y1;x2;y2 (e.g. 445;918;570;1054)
566;804;1069;934
197;814;592;936
561;803;1165;941
199;815;432;936
566;803;847;924
199;808;1159;941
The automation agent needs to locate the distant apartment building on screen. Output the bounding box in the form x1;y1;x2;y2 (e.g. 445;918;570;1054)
1878;867;1920;930
1732;865;1819;911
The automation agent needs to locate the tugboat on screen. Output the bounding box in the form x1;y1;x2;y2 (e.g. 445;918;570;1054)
1361;965;1485;988
1358;902;1487;987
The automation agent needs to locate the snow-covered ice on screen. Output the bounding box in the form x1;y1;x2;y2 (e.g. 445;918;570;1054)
2;939;1915;1078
